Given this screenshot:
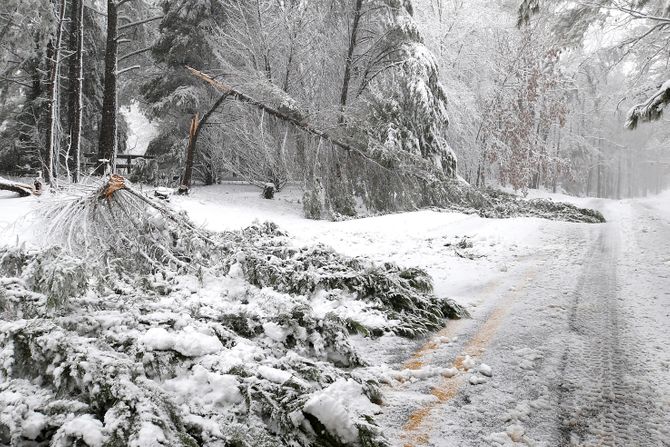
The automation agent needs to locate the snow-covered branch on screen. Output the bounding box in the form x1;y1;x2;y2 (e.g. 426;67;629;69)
117;15;163;31
625;79;670;129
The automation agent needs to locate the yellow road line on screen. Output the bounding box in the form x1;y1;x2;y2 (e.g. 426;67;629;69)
399;267;539;447
402;278;500;371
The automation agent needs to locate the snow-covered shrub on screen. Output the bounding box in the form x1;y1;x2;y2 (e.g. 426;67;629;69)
238;223;468;337
24;247;89;307
0;246;89;308
0;246;29;277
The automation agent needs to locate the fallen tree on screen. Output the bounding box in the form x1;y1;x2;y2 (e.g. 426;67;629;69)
185;67;605;224
0;177;34;197
186;66;359;155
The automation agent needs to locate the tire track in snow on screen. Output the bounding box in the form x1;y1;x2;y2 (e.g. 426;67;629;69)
555;222;668;446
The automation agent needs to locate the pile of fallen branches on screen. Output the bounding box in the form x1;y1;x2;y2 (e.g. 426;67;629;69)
0;175;473;446
480;188;606;223
40;175;230;275
35;176;469;332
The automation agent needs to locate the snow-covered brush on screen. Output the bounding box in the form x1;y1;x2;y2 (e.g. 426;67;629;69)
39;175;228;276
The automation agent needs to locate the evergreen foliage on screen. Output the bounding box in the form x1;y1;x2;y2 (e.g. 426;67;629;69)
0;182;468;445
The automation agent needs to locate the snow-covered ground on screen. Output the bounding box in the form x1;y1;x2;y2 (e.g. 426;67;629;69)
1;185;668;446
170;184;564;306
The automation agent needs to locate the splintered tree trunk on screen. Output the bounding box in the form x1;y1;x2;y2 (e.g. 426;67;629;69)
45;0;67;185
96;0;119;175
68;0;84;182
178;93;229;193
179;114;199;194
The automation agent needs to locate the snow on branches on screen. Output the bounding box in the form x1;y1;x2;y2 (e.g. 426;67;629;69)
0;179;468;446
625;79;670;130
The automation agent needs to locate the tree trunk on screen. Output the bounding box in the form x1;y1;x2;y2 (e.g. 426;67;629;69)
616;148;622;199
597;154;602;198
45;0;67;185
96;0;119;175
339;0;363;123
67;0;84;182
179;114;199;194
188;66;361;155
552;127;561;193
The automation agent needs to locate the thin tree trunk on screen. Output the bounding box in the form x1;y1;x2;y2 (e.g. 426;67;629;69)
597;153;602;198
45;0;67;185
67;0;84;182
552;127;561;193
616;148;622;199
339;0;363;123
96;0;119;175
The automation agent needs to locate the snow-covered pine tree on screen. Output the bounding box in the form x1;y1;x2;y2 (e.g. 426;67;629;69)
318;0;458;214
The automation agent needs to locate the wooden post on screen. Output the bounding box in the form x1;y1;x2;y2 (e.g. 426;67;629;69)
178;113;199;194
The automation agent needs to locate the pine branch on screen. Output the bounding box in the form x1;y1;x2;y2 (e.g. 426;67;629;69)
625;80;670;129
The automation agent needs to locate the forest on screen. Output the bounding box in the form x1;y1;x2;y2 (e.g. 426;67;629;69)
1;0;668;209
0;0;669;446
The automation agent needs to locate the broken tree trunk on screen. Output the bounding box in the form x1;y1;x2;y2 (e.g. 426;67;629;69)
177;92;230;193
0;178;35;197
179;113;199;195
186;66;361;154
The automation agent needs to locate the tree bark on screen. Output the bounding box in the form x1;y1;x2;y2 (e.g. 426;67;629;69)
67;0;84;182
96;0;119;175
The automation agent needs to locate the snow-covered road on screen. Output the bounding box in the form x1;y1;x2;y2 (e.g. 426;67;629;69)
383;197;670;446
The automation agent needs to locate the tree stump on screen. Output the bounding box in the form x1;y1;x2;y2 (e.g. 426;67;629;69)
263;183;275;199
